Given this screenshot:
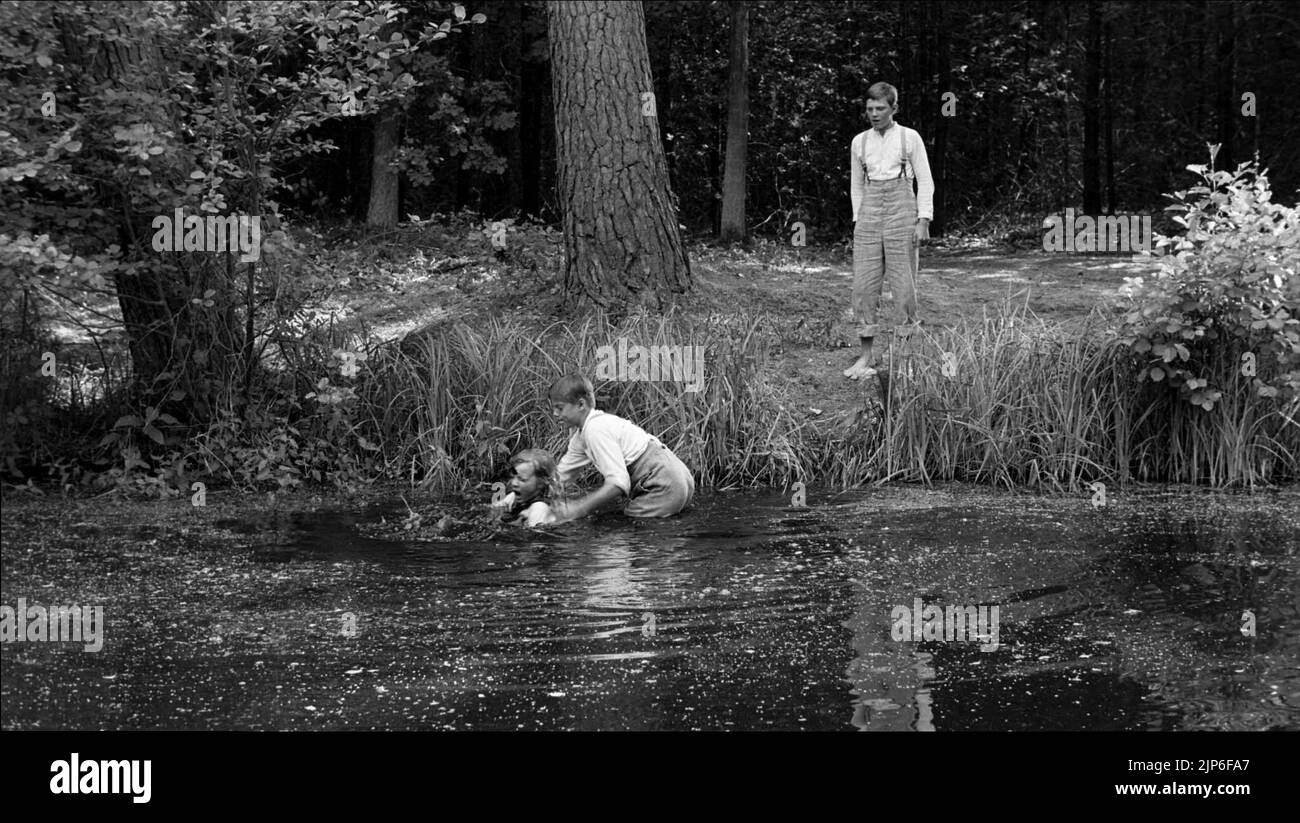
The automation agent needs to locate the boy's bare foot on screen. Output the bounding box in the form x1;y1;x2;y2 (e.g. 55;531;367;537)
842;359;879;380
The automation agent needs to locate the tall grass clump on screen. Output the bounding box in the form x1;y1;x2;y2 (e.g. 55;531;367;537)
821;299;1129;490
361;308;808;491
821;155;1297;490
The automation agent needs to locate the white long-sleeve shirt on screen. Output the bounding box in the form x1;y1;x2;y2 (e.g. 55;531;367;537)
850;124;935;222
555;409;655;497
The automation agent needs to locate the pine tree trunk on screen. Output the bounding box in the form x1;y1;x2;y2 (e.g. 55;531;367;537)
718;1;749;243
547;0;691;314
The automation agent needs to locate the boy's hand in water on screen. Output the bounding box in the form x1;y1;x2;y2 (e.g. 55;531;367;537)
548;500;570;523
490;491;516;511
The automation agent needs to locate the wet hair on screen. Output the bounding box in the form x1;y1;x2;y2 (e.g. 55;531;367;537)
548;374;595;406
509;448;558;508
866;82;898;108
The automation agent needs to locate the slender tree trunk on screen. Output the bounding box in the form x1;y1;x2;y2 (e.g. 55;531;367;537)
521;1;543;217
1104;7;1115;214
1060;1;1072;211
501;0;524;213
1195;0;1207;137
933;2;949;236
366;105;402;227
547;0;690;314
718;1;749;243
1083;0;1101;215
1215;0;1236;170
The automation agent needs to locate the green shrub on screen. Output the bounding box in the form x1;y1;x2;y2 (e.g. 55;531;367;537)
1115;157;1300;411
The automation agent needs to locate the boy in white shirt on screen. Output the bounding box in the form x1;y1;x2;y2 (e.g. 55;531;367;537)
845;81;935;380
545;374;694;521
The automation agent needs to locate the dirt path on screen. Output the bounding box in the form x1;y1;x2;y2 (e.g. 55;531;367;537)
686;244;1161;422
282;237;1164;432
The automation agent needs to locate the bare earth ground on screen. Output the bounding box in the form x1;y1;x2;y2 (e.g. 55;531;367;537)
44;228;1161;427
690;243;1160;420
320;233;1162;425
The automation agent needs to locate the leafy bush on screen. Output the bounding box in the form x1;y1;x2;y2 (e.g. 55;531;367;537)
1115;156;1300;411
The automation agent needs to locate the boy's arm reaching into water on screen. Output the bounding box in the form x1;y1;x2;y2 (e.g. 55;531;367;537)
554;432;591;490
551;478;623;523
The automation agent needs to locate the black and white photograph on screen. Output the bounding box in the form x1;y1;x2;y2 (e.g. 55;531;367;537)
1;0;1296;797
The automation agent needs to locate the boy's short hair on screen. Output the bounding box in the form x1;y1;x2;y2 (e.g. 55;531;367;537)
867;82;898;108
549;374;595;405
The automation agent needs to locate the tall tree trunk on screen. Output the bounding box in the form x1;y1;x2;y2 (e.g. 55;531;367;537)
1215;0;1236;170
366;105;402;227
1195;0;1207;138
1104;5;1115;214
1082;0;1101;215
520;1;543;217
547;0;690;314
932;2;949;236
501;0;524;213
718;1;749;243
1059;1;1072;211
59;5;215;404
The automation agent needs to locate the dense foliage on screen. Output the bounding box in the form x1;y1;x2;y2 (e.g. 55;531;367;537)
1;0;1297;494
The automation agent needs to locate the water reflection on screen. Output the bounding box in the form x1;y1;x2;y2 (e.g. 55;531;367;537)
3;487;1296;730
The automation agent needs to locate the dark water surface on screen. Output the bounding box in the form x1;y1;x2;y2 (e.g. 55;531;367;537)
3;487;1298;730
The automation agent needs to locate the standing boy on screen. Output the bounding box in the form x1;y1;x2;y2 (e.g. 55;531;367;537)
547;374;694;520
845;82;935;380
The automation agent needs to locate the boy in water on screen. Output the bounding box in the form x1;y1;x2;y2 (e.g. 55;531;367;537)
845;81;934;380
545;374;694;521
492;448;559;527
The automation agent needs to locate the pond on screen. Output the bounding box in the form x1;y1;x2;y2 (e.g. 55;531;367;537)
2;486;1297;731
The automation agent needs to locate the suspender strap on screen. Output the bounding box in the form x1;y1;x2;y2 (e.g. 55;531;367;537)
899;127;910;180
860;127;911;182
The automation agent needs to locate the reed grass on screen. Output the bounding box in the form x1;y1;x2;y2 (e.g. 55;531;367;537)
347;299;1297;492
818;297;1298;490
356;309;807;491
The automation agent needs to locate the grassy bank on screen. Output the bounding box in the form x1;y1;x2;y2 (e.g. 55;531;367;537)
339;296;1297;494
4;205;1296;495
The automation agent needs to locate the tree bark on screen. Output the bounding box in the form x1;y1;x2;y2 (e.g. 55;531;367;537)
366;104;402;227
500;0;524;213
933;1;949;236
58;5;209;401
1083;0;1101;215
547;0;691;314
1215;0;1236;170
718;1;748;243
1104;5;1115;214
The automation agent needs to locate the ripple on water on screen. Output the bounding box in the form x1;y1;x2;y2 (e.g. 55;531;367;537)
3;486;1297;730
